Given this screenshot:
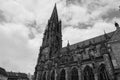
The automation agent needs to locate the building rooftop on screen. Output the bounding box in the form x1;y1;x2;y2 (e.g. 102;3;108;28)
61;30;116;53
0;67;8;77
7;72;28;78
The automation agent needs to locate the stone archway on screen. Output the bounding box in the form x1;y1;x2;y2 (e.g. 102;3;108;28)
98;64;110;80
71;67;79;80
83;66;95;80
51;70;55;80
43;72;46;80
60;69;66;80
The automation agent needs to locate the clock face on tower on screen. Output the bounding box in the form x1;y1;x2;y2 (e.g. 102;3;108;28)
41;47;49;61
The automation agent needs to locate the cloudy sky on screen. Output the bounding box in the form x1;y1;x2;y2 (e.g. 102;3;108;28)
0;0;120;74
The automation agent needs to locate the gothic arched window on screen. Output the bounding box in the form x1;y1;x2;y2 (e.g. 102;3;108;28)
98;64;110;80
60;69;66;80
83;66;95;80
71;67;79;80
42;72;46;80
51;70;55;80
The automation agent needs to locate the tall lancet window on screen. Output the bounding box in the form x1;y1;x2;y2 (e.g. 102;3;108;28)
83;66;95;80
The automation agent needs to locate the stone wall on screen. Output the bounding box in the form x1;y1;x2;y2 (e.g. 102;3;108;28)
110;41;120;69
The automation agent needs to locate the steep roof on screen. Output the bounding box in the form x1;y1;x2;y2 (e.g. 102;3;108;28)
61;31;116;53
109;28;120;42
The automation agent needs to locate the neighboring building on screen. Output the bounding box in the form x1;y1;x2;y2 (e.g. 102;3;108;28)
0;67;8;80
7;72;29;80
34;4;120;80
27;73;34;80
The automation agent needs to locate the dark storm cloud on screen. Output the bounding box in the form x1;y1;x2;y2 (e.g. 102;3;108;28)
76;23;94;29
102;9;120;22
63;22;93;29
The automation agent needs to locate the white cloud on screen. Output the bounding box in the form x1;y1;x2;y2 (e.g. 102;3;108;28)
62;21;116;46
61;5;89;26
0;23;42;73
0;0;35;23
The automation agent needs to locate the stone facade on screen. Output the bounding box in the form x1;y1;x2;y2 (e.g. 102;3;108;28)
34;4;120;80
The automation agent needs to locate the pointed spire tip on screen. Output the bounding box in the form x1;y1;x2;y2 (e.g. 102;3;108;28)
67;40;70;46
104;30;106;34
50;3;58;21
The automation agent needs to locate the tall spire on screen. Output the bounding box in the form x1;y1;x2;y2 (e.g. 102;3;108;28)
42;3;62;58
67;40;70;54
50;3;58;21
67;40;70;48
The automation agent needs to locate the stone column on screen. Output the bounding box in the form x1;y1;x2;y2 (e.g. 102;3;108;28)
78;60;82;80
46;71;48;80
94;71;98;80
55;69;57;80
78;67;81;80
93;62;98;80
66;67;71;80
47;70;51;80
103;53;114;80
56;68;60;80
80;69;83;80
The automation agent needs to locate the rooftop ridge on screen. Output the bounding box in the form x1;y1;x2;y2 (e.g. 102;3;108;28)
61;31;115;52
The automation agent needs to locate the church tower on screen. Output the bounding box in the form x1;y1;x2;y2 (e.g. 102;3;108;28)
37;3;62;66
41;4;62;59
34;4;62;80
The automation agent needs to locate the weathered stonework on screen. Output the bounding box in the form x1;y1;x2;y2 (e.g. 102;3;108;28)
34;4;120;80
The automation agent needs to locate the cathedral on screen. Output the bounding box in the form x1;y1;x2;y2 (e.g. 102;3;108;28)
34;4;120;80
